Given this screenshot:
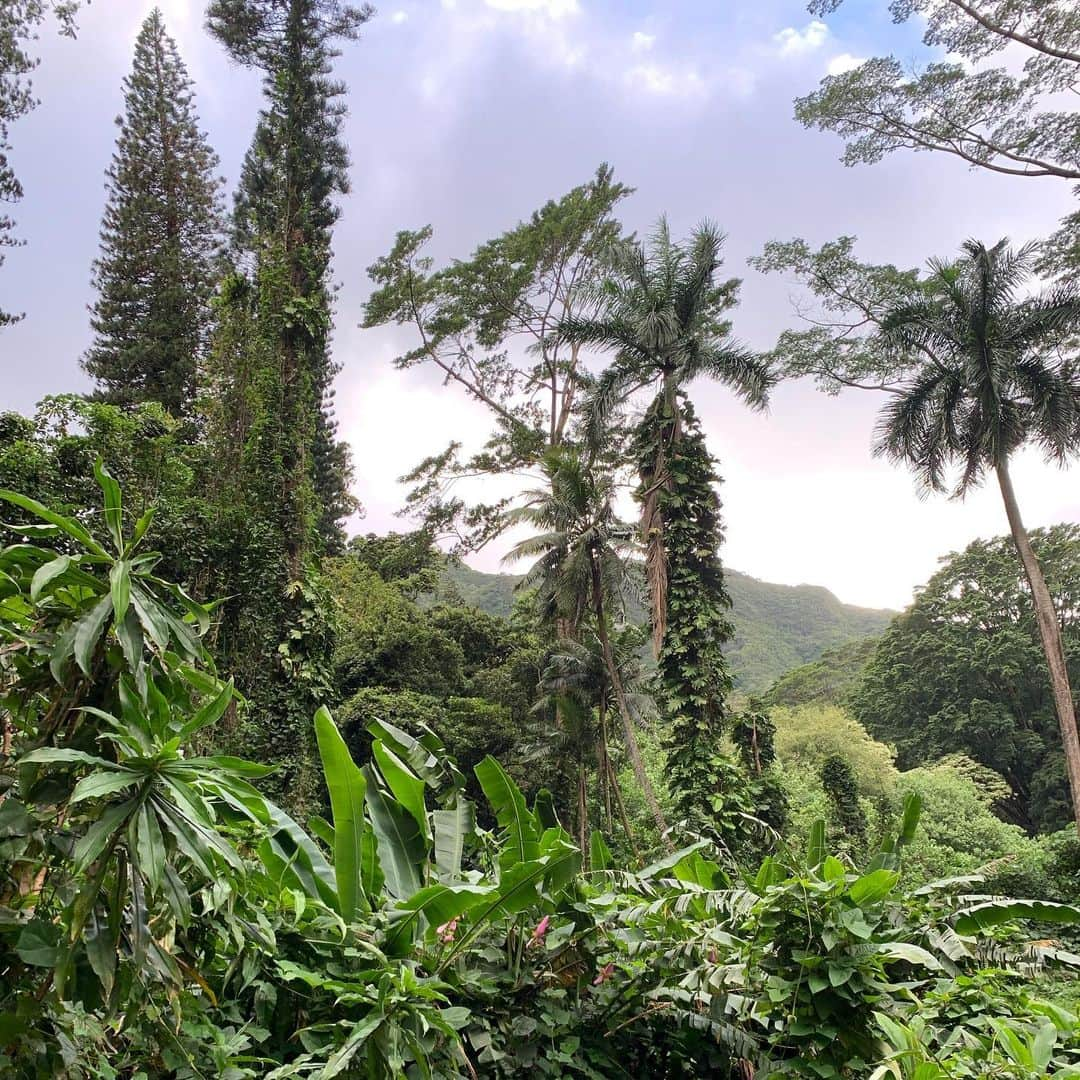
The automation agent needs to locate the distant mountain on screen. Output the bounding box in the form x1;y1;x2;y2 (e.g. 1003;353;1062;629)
437;561;895;692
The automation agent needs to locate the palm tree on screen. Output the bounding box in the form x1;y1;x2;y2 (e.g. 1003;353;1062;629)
535;628;653;859
558;218;773;652
503;447;670;843
876;238;1080;830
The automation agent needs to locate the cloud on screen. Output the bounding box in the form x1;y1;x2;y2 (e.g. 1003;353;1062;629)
631;30;655;52
391;10;409;24
483;0;580;16
625;62;705;98
826;52;866;75
774;19;829;57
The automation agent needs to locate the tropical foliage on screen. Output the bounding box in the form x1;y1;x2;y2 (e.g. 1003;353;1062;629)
3;473;1080;1077
4;0;1080;1072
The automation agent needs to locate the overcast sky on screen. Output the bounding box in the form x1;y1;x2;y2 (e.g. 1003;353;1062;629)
3;0;1077;609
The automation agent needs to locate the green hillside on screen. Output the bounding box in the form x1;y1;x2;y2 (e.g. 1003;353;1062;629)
437;561;894;692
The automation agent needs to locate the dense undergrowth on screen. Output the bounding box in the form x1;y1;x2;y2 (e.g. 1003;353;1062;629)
2;470;1080;1078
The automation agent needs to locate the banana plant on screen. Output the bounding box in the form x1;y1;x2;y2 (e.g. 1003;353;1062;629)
305;709;583;962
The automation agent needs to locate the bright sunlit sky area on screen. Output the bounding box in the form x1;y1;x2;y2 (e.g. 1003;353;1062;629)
4;0;1077;610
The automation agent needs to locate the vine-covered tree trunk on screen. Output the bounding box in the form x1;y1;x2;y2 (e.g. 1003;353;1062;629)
997;459;1080;832
590;559;670;845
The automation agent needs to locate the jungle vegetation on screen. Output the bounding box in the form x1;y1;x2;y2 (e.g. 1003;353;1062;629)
1;0;1080;1075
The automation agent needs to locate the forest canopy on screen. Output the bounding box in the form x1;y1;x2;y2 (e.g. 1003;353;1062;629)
1;0;1080;1076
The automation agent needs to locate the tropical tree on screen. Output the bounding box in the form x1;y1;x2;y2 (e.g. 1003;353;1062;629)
874;239;1080;830
200;0;370;804
363;166;632;553
558;220;773;838
559;219;772;652
794;0;1080;275
504;447;670;843
851;525;1080;833
534;627;652;857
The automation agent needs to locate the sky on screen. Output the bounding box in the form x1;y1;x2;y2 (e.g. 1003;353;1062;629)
3;0;1077;610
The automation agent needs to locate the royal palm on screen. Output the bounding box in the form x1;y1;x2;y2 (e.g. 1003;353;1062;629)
877;238;1080;830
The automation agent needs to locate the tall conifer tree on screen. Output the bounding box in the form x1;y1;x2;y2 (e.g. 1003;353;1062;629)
203;0;367;804
83;9;223;416
207;0;365;555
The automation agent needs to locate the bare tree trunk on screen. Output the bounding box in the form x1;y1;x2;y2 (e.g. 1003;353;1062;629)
578;762;588;855
996;460;1080;833
598;697;613;830
607;756;642;864
590;560;672;847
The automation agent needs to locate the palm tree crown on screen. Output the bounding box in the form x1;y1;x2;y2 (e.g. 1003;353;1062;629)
503;447;635;632
561;218;773;438
876;238;1080;495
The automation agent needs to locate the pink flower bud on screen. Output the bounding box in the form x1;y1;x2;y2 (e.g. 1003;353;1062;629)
593;963;615;986
531;915;551;944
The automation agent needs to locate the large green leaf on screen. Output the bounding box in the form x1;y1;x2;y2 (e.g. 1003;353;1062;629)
440;850;580;970
433;799;474;883
109;560;131;624
94;458;124;552
475;756;538;868
806;819;826;870
260;803;338;910
385;882;489;955
372;739;429;840
74;594;114;676
0;489;108;557
640;840;710;882
363;764;425;901
70;769;139;804
314;706;370;921
589;830;612;872
954;898;1080;936
30;555;71;601
73;799;138;874
180;679;236;740
848;869;899;907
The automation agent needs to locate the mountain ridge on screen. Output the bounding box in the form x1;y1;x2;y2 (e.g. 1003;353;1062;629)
437;561;895;692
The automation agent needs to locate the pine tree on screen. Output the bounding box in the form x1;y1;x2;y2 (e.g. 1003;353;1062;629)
202;0;368;806
208;0;366;555
82;9;223;417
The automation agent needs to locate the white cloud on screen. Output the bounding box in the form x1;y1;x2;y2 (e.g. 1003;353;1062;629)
625;62;705;98
631;30;655;52
826;52;865;75
391;10;409;24
484;0;580;17
773;19;829;57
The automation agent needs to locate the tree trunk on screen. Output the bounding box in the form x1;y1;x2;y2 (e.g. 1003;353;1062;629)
590;559;672;846
607;756;642;865
996;459;1080;833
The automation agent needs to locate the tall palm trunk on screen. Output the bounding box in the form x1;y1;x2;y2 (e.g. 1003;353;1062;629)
589;558;672;846
996;459;1080;832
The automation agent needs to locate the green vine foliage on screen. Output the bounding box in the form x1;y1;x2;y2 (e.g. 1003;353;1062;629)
732;705;789;853
821;752;869;854
638;397;748;844
196;0;371;807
